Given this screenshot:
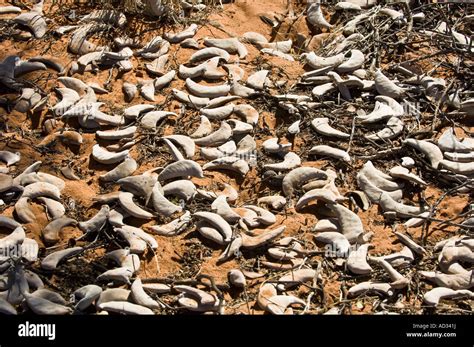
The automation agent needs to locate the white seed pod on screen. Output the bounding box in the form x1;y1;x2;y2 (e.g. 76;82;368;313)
13;12;47;39
148;211;192;236
190;47;230;63
309;145;351;163
91;144;129;165
164;23;198;43
78;205;110;233
228;269;246;288
172;89;210;109
365;117;404;141
240;225;286;249
403;139;443;169
193;121;233;147
255;39;292;54
158;160;203;182
347;282;394;297
42;217;76;245
424;287;474;306
311;118;350;139
190;116;213;138
374;69;406;99
119;192;154;220
100;158;137;182
307;3;332;29
41;247;83;271
204;37;248;58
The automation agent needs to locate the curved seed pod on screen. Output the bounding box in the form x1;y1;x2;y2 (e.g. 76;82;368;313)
327;203;364;243
21;182;60;200
158;160;203;182
190;47;230;63
389;166;427;186
315;232;350;256
174;285;216;306
311;118;350;139
394;231;426;256
162;180;196;201
203;156;249;176
20;172;65;191
257;196;286;210
247;70;270;90
150;182;182;217
97;267;133;284
0;151;20;166
96;288;131;307
277;269;317;291
31;288;68;305
14;88;41;113
20;238;39;263
265;295;305;315
117;173;157;203
424;287;474;306
419;270;473;290
226;269;246;291
41;247;83;271
0;6;21;14
131;278;160;310
24;293;72;315
264;152;301;171
108;208;128;227
379;192;427;218
124;104;155;119
365;117;404;141
230;81;257;98
68;23;107;55
243;205;276;226
201;104;234;120
261;48;294;61
78;205;110;233
74;285;102;311
224;64;245;82
0;226;25;252
105;249;140;273
444;151;474;163
227;119;252;134
145;54;169;75
357;171;404;202
336;49;364;73
148;211;191;236
296;188;339;211
233;104;259;124
119;192;154;219
13;12;47;39
263;138;291;154
164;135;195;159
186;78;230;98
190;116;213;138
255;40;292;54
360;161;403;191
56;130;83;146
302;52;344;69
375;70;405;99
282;167;328;197
357;101;396;124
14;60;47;77
375;95;404;116
92;144;129;165
194;211;232;242
193;121;232;147
138;79;155;101
14;197;36;223
370;257;409;289
439;160;474;175
307;3;332;29
309;145;351;163
438;246;474;273
204;37;248;58
218;236;242;262
240;225;286;249
257;283;277;310
196;221;227;245
98;301;153;315
242;32;268;44
378;246;414;268
347;282;394;297
347;244;372;275
172;89;209;109
0;297;17;315
42;217;76;245
164;23;198;43
211;195;241;223
140;111;174;130
123;82;137;102
206;95;241;109
96;126;136;141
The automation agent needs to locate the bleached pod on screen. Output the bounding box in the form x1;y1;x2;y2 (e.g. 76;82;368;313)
439;159;474;175
164;23;198;43
158;160;203;182
424;287;474;306
403;139;444;169
302;52;345;70
311;118;350;139
315;232;350;257
42;217;76;245
262;138;291;155
336;49;364;73
172;89;210;109
97;266;134;285
100;158;137;182
438;128;472;153
263;152;301;171
154;70;176;90
204;37;248;59
276;269;318;291
375;69;406;99
327;203;364;243
190;47;230;63
98;301;153;315
37;197;65;220
163;135;195;159
370;257;409;289
41;247;83;271
377;246;414;268
203;156;250;176
119;192;154;220
149;211;192;236
347;282;394;297
193;121;232;147
140;111;175;130
242;32;268;45
123;104;155;119
365;117;404;141
190;116;213;138
13;11;47;39
246;70;270;90
68;23;107;55
389;166;427;186
24;293;72;315
14;88;41;113
118;173;157;203
309;145;351;163
307;2;332;29
296;188;339;211
74;285;102;311
420;270;474;290
91;145;129;165
138;79;155;101
211;195;241;223
282;167;328;197
131;278;160;310
78;205;109;234
150;182;182;217
244;205;276;226
347;244;372;275
185;78;230;98
360;161;403;192
240;225;286;249
233;104;259;124
230;81;258;98
379;192;427;218
255;39;292;54
0;6;21;14
357;101;396;124
201;104;234;120
145;54;169;75
0;226;25;253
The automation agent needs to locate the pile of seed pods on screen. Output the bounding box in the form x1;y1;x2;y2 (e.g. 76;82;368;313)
0;0;472;315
